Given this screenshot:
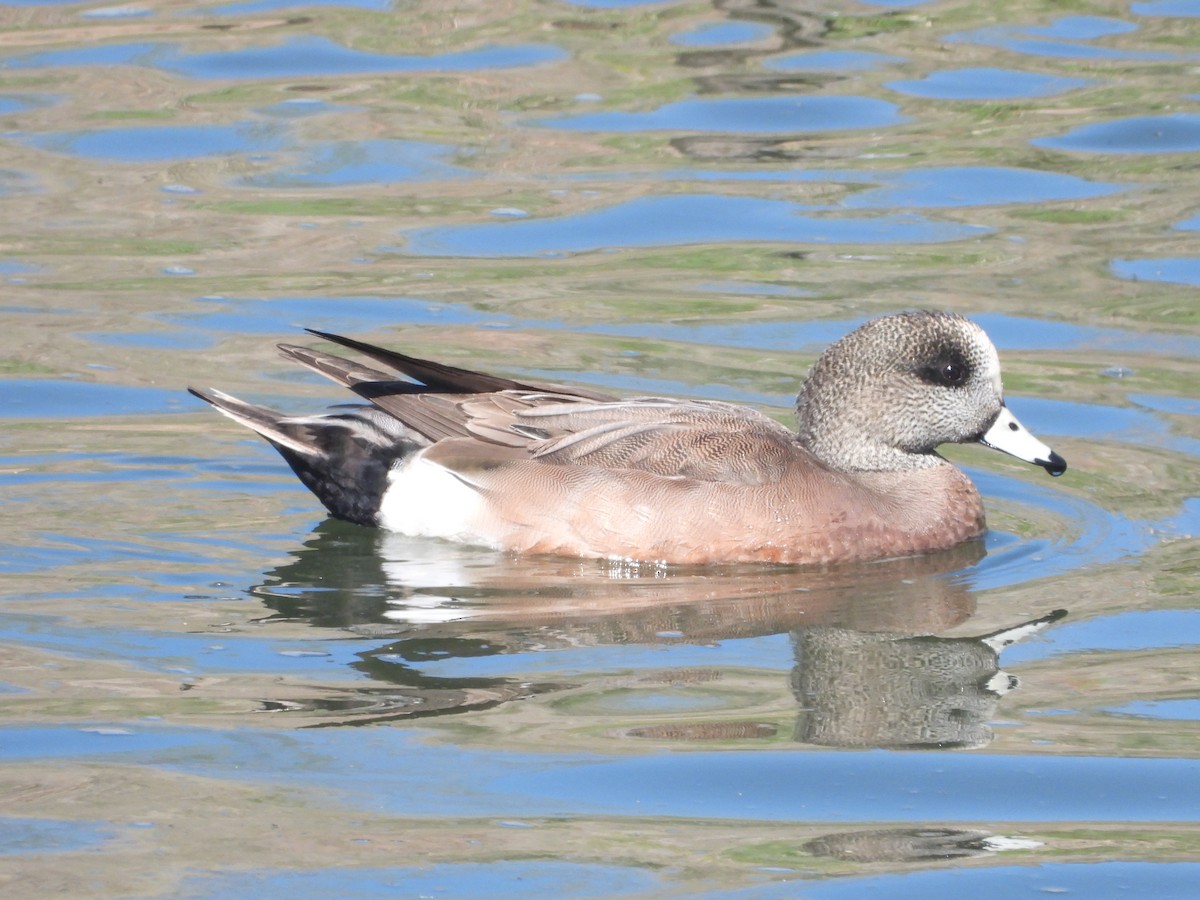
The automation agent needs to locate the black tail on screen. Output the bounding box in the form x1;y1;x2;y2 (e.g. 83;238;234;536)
189;387;423;526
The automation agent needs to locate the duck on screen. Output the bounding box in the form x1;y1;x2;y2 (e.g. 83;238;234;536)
189;310;1065;566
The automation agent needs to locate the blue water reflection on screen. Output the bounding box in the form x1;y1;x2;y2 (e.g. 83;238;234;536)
566;0;681;6
578;312;1199;357
80;4;151;17
0;95;42;114
210;0;393;13
2;36;568;79
1108;699;1200;720
739;863;1200;900
254;98;345;119
187;862;661;900
20;122;287;162
534;96;906;133
1111;257;1200;286
2;42;166;70
0;170;38;197
1033;114;1200;153
1130;393;1200;417
163;36;568;79
1004;610;1200;664
888;67;1093;100
671;21;775;46
1132;0;1200;14
764;50;904;71
3;724;1197;823
0;261;40;276
947;16;1177;61
238;139;469;187
112;297;1200;362
158;294;499;336
1022;16;1138;39
400;194;986;256
0;380;192;418
664;165;1121;208
0;817;116;855
834;166;1114;208
1013;397;1200;456
0;613;376;676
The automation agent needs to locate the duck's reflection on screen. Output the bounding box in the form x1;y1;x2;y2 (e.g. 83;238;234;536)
251;520;1064;748
804;827;1042;862
792;611;1064;750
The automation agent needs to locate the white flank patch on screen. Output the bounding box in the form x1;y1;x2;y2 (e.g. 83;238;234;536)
377;453;486;543
982;836;1045;852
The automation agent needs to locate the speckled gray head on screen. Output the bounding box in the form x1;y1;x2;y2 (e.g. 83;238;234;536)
795;310;1066;476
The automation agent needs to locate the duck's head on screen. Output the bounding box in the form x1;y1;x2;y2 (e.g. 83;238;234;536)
796;310;1066;476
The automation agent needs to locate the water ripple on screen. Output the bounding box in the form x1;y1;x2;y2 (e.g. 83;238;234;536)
533;96;907;133
3;36;568;79
400;194;986;257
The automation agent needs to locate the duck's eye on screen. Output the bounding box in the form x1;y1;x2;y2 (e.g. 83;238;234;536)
940;362;967;385
919;360;970;387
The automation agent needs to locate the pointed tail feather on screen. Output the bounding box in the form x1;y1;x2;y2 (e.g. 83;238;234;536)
277;344;396;390
188;387;319;458
303;328;524;393
303;328;616;401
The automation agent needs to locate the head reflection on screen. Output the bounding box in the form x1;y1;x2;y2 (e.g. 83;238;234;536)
792;611;1065;750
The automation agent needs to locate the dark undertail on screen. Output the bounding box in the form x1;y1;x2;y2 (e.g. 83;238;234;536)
189;387;422;527
271;419;419;527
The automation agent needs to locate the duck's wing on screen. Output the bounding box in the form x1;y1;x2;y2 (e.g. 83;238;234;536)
443;395;801;485
281;334;801;485
279;334;616;443
523;398;800;484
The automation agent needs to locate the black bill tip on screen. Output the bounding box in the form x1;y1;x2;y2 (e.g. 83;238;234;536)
1038;451;1067;477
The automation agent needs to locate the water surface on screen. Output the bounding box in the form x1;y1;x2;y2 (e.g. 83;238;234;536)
1;1;1198;896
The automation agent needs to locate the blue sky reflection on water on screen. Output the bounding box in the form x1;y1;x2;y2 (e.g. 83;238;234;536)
19;122;288;162
670;21;775;47
533;95;907;133
186;861;662;900
946;15;1180;61
663;165;1123;208
1034;114;1200;154
0;816;116;855
237;139;470;188
728;862;1200;900
210;0;394;13
1111;257;1200;286
764;49;905;71
2;724;1198;823
2;36;567;79
887;67;1094;100
399;195;987;257
1132;0;1200;13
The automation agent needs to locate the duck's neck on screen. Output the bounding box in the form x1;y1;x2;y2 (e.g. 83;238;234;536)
795;403;946;474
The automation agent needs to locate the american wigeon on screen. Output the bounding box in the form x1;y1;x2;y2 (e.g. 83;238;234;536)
190;310;1065;565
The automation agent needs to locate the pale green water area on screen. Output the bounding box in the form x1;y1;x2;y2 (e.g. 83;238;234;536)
2;0;1200;896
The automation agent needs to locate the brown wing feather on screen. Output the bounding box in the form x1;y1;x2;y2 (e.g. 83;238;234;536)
280;334;801;484
530;419;799;484
461;395;800;484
